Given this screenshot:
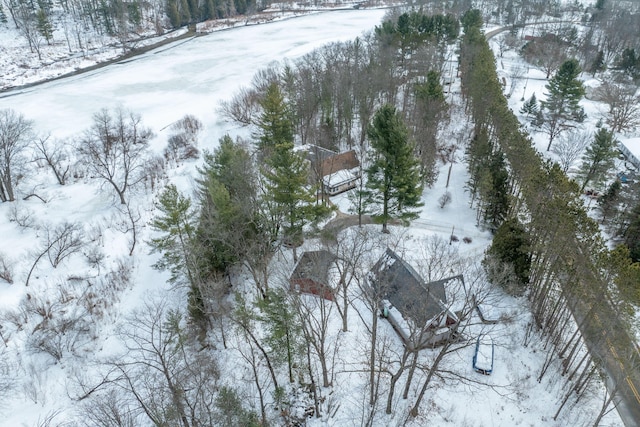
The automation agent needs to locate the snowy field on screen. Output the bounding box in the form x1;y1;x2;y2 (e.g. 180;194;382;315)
0;10;626;427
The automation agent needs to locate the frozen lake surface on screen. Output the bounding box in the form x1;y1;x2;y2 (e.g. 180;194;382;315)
0;9;387;145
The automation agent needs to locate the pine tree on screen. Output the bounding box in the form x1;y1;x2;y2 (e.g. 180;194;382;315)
465;128;492;204
483;151;510;231
263;141;327;261
256;288;303;384
604;245;640;307
0;3;8;24
589;50;605;76
542;59;586;151
36;8;53;44
179;0;191;25
149;184;198;287
415;70;448;179
366;104;423;233
257;83;329;260
598;179;621;223
577;128;618;192
618;48;640;79
623;203;640;262
166;0;180;28
520;93;539;118
485;218;531;295
196;135;260;275
255;82;294;159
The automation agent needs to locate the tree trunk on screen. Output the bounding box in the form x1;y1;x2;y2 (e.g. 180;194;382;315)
409;343;449;418
401;351;419;399
369;307;378;405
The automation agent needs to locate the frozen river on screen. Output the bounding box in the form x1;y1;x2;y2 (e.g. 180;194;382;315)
0;9;387;146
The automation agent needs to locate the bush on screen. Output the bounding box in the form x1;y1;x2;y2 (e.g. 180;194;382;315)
438;191;452;208
0;252;14;284
164;115;203;163
484;218;531;295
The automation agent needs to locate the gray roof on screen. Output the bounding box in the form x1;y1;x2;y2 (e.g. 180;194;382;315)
370;248;460;327
290;250;336;285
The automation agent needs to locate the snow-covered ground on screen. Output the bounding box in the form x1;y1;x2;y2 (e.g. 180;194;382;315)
0;10;625;426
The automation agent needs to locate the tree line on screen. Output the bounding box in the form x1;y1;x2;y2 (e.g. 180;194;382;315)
459;9;640;424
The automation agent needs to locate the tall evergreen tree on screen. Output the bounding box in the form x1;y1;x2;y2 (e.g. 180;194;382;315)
542;59;586;151
483;151;510;231
366;104;423;233
149;184;199;288
465;128;492;205
617;48;640;79
257;83;329;261
255;82;294;159
598;179;621;224
256;288;303;384
179;0;191;26
166;0;180;28
589;50;606;76
520;93;539;118
36;8;53;44
623;203;640;262
0;3;8;24
196;135;263;277
577;128;618;192
485;218;531;295
262;141;326;261
414;70;448;181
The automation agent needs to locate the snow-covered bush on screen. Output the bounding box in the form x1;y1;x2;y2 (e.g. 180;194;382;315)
0;252;14;284
164;114;202;163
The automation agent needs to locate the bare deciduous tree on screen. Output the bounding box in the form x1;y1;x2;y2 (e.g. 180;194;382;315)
219;86;262;126
45;221;85;268
113;201;143;256
0;108;34;202
521;35;568;79
25;221;85;286
551;130;591;173
102;297;220;427
595;82;640;133
33;135;72;186
81;389;137;427
294;291;337;389
77;107;154;205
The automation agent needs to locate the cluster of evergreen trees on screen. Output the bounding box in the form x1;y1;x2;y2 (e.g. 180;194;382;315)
460;9;639;422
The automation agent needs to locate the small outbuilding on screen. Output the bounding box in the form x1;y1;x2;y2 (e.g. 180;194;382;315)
289;250;337;301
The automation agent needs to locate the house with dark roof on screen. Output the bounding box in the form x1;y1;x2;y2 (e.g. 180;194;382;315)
289;250;337;301
305;145;361;196
368;248;465;349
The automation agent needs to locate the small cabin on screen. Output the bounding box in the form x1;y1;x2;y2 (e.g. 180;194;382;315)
305;145;361;196
289;250;336;301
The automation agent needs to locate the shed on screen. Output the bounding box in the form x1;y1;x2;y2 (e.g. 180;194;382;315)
289;250;337;301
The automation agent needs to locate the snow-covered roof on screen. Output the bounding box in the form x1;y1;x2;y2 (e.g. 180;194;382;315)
323;168;360;187
620;138;640;170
